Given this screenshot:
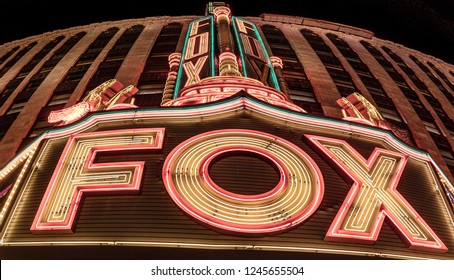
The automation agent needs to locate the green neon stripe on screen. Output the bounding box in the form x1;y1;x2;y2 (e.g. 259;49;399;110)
210;16;216;76
232;16;248;77
233;16;280;91
174;16;215;99
173;19;192;99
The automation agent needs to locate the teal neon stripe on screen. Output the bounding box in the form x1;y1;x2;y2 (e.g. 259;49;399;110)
233;17;280;90
249;18;280;90
174;16;214;99
173;20;192;99
210;16;216;76
232;16;248;77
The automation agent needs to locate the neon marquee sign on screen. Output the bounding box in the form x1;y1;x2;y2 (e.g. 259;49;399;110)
0;95;452;255
22;126;447;253
1;4;452;259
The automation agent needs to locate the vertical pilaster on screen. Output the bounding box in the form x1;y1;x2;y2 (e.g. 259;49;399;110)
161;53;182;105
270;56;290;97
213;6;242;77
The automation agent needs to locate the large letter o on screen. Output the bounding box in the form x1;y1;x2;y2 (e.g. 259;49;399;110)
163;129;324;234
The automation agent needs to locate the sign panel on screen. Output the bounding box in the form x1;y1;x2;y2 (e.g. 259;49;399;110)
174;16;215;98
0;96;453;258
233;17;280;89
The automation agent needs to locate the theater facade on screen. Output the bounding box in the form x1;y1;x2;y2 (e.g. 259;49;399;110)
0;3;454;259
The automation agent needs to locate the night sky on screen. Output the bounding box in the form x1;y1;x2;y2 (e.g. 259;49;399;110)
1;0;453;64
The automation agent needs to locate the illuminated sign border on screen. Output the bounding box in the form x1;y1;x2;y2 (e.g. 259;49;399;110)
232;16;280;90
1;94;453;259
174;16;216;99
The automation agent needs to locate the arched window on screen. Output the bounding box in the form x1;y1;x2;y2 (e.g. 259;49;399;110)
261;25;322;115
135;23;183;108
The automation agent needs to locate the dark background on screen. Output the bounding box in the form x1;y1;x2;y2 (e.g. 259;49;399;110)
1;0;453;65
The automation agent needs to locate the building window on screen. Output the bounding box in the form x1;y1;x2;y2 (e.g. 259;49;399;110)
51;28;119;105
0;42;38;105
300;28;358;97
0;43;37;80
6;34;86;116
0;114;18;141
361;41;454;168
24;32;100;143
410;56;454;108
2;37;64;115
0;46;20;69
135;23;183;108
382;47;454;146
261;25;322;115
83;25;144;96
426;61;454;98
325;33;412;137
